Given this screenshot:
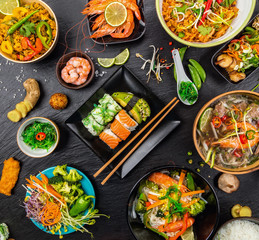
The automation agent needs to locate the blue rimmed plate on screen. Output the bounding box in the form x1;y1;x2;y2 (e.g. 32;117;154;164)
25;166;95;235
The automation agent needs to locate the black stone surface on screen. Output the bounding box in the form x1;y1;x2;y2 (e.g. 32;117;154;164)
0;1;258;239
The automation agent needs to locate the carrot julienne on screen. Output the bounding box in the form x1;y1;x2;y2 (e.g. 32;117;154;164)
39;200;61;226
178;170;186;188
181;190;205;197
182;198;200;208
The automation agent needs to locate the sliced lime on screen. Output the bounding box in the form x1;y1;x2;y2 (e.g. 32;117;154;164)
181;226;195;240
98;57;115;68
115;48;130;65
198;107;213;133
104;2;127;27
0;0;20;15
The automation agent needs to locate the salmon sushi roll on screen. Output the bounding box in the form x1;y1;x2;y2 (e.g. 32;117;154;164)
111;119;131;141
99;129;121;149
116;110;138;131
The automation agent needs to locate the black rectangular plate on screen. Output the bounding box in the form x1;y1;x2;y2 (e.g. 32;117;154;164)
65;66;180;178
87;0;145;45
211;14;259;84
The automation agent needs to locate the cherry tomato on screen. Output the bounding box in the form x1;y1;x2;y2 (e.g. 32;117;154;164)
233;149;243;158
212;116;222;128
36;132;46;141
239;134;248;144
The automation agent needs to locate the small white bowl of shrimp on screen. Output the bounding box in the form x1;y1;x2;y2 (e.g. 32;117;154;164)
56;51;95;90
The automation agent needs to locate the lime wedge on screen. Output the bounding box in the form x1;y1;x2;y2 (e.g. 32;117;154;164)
115;48;130;65
181;226;195;240
198;107;213;133
0;0;20;15
105;2;127;27
98;58;115;68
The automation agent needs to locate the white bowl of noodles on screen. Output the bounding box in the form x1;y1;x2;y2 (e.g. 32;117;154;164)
156;0;256;48
0;0;58;63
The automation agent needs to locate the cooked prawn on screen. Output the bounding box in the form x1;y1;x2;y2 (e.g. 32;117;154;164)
212;122;259;149
92;13;106;31
61;57;91;85
110;10;135;39
90;23;116;39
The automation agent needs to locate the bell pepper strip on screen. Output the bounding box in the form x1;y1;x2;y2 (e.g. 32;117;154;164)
7;10;39;35
239;134;248;144
169;212;188;240
245;35;259;43
212;116;222;128
24;37;36;51
36;21;53;49
159;217;195;233
216;0;223;4
246;130;256;140
198;0;213;26
36;132;46;141
22;38;43;61
233;149;243;158
144;212;169;239
21;37;28;49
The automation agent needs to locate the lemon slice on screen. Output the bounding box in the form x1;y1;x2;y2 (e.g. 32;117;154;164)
198;107;213;133
98;58;115;68
0;0;20;15
104;2;127;27
181;226;195;240
115;48;130;65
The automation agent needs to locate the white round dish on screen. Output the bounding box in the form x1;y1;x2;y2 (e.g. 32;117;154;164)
17;117;60;158
156;0;256;48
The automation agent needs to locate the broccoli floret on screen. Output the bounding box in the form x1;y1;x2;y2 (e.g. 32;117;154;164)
51;182;64;192
63;169;83;183
53;164;68;176
59;182;72;195
71;184;84;197
189;199;206;216
48;175;64;184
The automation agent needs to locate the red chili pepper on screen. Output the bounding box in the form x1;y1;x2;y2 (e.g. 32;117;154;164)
233;149;243;158
145;202;151;207
24;37;37;51
21;37;28;49
212;116;222;128
239;134;248;145
221;115;227;122
216;0;223;3
36;132;46;141
198;0;213;26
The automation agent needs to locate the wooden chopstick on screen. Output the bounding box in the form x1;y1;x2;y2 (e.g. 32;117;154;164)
93;97;177;178
101;99;180;185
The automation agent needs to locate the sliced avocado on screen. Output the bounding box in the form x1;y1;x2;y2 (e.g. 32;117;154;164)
130;106;142;124
135;99;151;122
112;92;133;107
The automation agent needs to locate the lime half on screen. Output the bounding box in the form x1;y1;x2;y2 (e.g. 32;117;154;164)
115;48;130;65
181;226;195;240
105;2;127;27
98;58;115;68
198;107;213;133
0;0;19;15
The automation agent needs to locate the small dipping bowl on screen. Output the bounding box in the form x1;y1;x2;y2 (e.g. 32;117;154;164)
17;117;60;158
56;51;95;90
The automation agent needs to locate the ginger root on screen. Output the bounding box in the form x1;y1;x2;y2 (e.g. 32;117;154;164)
7;78;40;122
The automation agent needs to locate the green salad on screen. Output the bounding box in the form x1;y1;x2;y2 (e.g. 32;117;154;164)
22;121;57;150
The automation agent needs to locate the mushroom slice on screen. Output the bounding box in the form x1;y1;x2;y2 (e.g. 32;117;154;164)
215;54;233;68
218;173;240;193
226;58;237;72
229;71;246;82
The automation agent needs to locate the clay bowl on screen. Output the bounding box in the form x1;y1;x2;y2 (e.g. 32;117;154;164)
56;51;95;90
193;90;259;175
0;0;59;64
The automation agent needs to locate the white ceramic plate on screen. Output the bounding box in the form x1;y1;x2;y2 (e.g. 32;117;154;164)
156;0;256;48
17;117;60;158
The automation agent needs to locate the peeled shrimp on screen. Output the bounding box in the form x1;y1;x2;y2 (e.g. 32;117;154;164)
212;122;259;149
61;57;91;85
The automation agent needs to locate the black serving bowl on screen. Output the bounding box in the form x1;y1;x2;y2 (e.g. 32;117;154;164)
211;14;259;84
127;166;220;240
56;51;95;90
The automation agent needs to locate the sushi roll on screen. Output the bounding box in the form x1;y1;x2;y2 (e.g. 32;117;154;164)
91;105;113;125
99;129;121;149
110;119;131;141
99;94;122;118
116;110;138;131
82;114;104;136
